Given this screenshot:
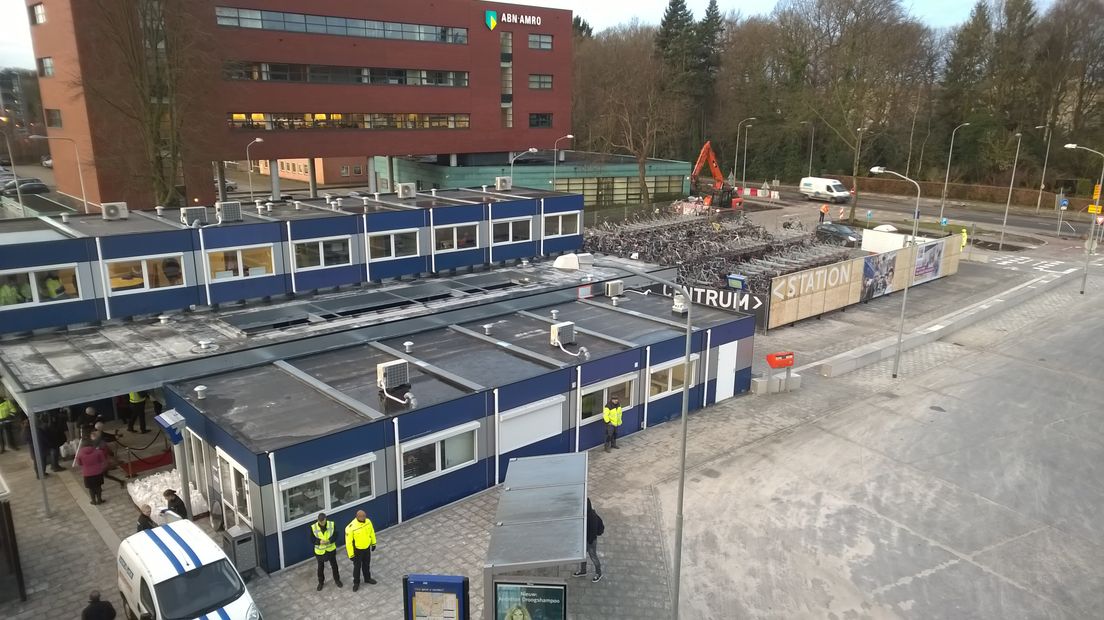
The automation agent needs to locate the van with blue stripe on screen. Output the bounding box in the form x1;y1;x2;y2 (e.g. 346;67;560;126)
117;519;261;620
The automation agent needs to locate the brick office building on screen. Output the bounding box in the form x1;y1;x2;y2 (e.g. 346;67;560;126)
25;0;572;210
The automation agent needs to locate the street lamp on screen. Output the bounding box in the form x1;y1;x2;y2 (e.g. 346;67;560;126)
741;124;752;195
870;166;921;379
1065;143;1104;295
1035;124;1052;214
245;137;264;203
800;121;815;177
849;127;866;222
29;134;88;214
552;252;693;620
939;122;970;224
998;132;1023;251
733;116;756;181
552;134;574;187
0;117;25;217
510;147;538;184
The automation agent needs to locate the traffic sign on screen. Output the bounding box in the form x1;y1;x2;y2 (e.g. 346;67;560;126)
1095;184;1102;201
1097;216;1103;226
1089;205;1102;215
1060;198;1069;208
866;210;872;220
940;217;948;226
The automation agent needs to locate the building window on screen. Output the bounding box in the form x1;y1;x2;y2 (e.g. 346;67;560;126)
368;230;418;261
214;7;468;44
649;358;699;400
225;61;469;87
207;245;274;280
528;34;553;50
581;376;635;425
29;3;45;25
216;450;251;528
434;224;478;252
45;109;62;128
106;255;185;295
529;113;553;129
37;57;54;78
340;165;350;177
492;218;532;245
500;31;513;62
279;455;375;526
353;165;363;175
501;107;513;129
0;266;80;308
529;74;553;89
294;237;351;271
401;423;478;486
543;212;580;237
500;66;512;94
227;112;470;131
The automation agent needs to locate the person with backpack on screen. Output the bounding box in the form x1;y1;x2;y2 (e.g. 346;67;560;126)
572;498;604;582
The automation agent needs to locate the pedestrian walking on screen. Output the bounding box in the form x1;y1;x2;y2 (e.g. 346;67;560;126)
136;504;157;532
819;203;830;223
81;590;117;620
603;396;623;452
93;424;127;488
127;391;149;434
572;498;605;582
162;489;188;519
311;512;343;590
0;395;19;453
960;228;968;251
74;437;107;504
345;510;377;591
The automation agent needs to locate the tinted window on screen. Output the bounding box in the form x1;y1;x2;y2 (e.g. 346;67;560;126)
154;559;245;620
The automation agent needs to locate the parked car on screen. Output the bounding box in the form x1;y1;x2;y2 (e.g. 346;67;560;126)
215;178;237;192
3;182;49;196
41;156;53;168
816;222;863;247
0;155;10;167
2;177;42;191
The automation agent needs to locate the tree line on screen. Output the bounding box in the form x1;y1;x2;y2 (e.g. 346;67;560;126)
572;0;1104;205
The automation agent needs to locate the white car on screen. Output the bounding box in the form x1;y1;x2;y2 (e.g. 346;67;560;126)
41;157;53;168
799;177;851;203
118;520;261;620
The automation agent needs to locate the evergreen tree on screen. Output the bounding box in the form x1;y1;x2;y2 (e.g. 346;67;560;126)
990;0;1037;129
655;0;696;72
698;0;725;85
939;2;992;120
573;15;594;39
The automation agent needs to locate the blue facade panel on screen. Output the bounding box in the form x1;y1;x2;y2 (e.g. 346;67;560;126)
397;394;487;441
107;287;203;318
497;371;572;411
491;201;536;219
273;421;387;480
0;238;93;269
434;248;485;272
543;235;583;254
99;230;193;260
650;332;708;366
401;459;490;519
736;367;752;395
490;242;537;262
646;386;705;426
366;210;427;232
0;299;100;333
203;222;282;248
289;216;359;241
369;257;429;280
293;264;363;291
432;205;484;226
543;196;584;215
581;349;642;385
709;315;756;346
209;275;286;304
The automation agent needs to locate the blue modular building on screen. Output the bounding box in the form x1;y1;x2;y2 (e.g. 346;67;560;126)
0;187;582;335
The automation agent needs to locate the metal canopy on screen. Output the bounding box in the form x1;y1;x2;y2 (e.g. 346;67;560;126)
485;453;588;572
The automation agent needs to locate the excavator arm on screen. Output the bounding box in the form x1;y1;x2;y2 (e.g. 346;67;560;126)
690;141;726;189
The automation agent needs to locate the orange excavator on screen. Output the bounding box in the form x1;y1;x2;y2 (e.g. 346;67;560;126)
690;141;742;208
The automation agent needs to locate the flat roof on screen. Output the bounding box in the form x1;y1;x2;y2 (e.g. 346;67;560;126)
460;313;628;363
53;213;181;237
381;328;553;387
243;201;347;221
549;301;685;344
0;218;68;245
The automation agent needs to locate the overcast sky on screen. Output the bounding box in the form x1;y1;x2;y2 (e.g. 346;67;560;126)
0;0;1051;69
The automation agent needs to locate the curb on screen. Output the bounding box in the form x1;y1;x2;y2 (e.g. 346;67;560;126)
805;271;1068;378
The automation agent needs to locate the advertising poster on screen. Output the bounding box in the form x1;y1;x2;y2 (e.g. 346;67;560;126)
913;242;944;285
495;582;567;620
403;574;469;620
862;250;898;302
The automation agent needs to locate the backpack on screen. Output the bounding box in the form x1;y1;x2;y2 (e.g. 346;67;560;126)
593;512;605;537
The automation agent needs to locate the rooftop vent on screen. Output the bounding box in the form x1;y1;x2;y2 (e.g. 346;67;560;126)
550;309;559;320
403;341;414;353
482;324;493;335
155;206;165;217
194;385;208;400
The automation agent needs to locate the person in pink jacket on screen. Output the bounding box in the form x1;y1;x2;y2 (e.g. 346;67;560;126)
74;433;107;505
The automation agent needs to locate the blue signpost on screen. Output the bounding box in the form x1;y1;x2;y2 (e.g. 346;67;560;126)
403;574;470;620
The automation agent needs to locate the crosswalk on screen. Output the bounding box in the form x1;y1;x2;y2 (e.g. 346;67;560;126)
989;255;1079;274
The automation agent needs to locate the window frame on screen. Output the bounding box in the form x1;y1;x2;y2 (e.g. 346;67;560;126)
215;447;252;527
44;108;62;128
648;355;700;401
528;74;553;90
205;243;275;282
580;374;637;425
103;253;187;296
276;452;377;529
29;3;45;25
368;229;420;262
433;223;480;253
543;211;581;238
37;57;54;77
491;217;532;246
528;33;553;50
0;263;82;310
400;421;480;488
292;235;353;272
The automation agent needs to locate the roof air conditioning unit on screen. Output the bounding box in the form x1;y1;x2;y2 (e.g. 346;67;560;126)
396;183;417;199
605;280;624;298
495;176;513;191
101;202;129;221
180;206;208;226
215;200;242;223
550;321;576;346
377;359;411;389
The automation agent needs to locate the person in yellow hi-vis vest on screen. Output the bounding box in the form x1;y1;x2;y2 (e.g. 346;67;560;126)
346;510;377;591
603;396;623;452
961;228;968;251
311;512;343;591
127;391;148;433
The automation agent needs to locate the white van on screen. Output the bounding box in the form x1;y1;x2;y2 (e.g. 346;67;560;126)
118;520;261;620
799;177;851;203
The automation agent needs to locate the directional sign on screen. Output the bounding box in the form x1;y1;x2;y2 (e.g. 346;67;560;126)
1089;205;1102;215
940;218;948;226
1095;184;1102;201
1060;198;1069;208
648;284;769;328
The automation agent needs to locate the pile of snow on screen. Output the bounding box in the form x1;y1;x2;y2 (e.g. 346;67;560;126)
127;468;209;525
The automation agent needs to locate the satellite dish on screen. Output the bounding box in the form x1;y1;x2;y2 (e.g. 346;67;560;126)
873;224;898;232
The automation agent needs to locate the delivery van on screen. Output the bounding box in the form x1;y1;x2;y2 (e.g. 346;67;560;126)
799;177;851;203
118;520;261;620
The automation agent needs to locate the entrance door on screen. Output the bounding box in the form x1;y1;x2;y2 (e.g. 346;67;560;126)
715;341;739;401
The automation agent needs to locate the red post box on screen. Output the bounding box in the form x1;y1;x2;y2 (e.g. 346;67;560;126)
766;352;795;369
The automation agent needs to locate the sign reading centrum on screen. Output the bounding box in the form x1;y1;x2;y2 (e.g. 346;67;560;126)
485;10;542;30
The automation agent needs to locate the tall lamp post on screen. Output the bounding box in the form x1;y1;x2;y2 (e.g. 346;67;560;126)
849;127;866;223
741;123;753;194
245;137;264;203
30;134;88;214
800;121;815;177
552;252;693;620
0;118;25;217
998;132;1023;251
509;147;538;183
1065;144;1104;295
552;134;575;187
870;166;921;379
939;122;970;224
1035;124;1052;214
733;116;756;181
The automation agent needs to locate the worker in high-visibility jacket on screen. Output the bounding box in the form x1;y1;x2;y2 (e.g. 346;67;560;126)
603;396;623;452
961;228;968;251
0;397;19;453
311;512;343;591
41;271;66;300
127;391;148;433
345;510;377;591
